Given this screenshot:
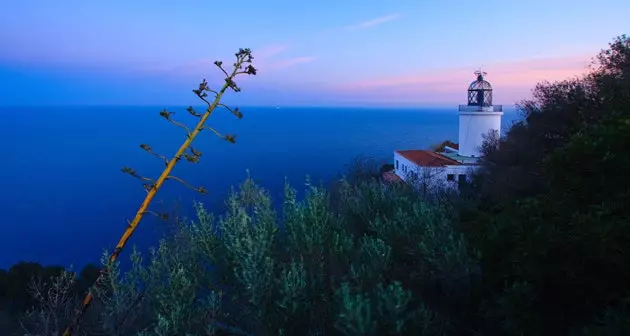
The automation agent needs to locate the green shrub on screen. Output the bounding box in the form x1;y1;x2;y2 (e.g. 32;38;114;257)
88;177;478;335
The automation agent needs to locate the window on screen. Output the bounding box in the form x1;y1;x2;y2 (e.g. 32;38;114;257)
447;174;455;181
458;175;469;190
395;160;399;169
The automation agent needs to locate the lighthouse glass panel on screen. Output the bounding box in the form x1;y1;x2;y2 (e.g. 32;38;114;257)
467;72;493;107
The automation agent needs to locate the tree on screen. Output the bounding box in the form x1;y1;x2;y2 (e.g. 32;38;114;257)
474;35;629;206
467;35;630;335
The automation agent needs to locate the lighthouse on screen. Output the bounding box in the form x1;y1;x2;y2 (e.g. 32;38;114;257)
457;71;503;158
386;70;503;189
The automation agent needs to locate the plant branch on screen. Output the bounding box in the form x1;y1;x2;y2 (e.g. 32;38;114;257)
186;106;202;117
215;60;230;78
62;48;256;336
166;175;208;194
202;125;237;144
159;109;192;136
121;167;155;184
140;144;169;165
141;211;169;221
142;183;155;193
218;103;243;119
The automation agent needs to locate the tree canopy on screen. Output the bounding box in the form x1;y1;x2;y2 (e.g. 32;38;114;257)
465;34;630;335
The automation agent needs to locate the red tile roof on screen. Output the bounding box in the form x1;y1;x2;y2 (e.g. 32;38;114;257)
395;150;461;167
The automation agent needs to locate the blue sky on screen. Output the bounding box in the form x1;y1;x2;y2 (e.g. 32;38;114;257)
0;0;627;106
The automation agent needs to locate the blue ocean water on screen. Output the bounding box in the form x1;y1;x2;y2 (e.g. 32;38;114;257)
0;106;519;269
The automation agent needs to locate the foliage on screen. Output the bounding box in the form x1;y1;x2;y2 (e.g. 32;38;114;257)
473;34;629;204
379;163;395;174
430;140;458;153
9;176;477;335
0;263;99;335
85;177;477;335
0;262;63;313
464;34;630;335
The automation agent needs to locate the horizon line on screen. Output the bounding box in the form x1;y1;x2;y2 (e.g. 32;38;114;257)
0;103;520;109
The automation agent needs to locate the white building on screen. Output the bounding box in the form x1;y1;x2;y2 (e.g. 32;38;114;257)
386;71;503;189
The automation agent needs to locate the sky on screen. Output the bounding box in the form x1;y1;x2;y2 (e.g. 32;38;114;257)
0;0;628;106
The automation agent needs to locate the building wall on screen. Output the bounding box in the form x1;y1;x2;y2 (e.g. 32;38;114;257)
458;111;503;157
393;152;480;190
442;164;480;188
418;164;480;191
393;152;419;182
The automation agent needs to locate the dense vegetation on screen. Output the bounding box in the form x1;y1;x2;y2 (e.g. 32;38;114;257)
1;34;628;335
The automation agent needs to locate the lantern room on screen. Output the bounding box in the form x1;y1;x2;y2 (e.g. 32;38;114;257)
467;70;493;107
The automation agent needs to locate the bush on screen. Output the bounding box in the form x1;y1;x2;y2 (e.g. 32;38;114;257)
68;177;479;336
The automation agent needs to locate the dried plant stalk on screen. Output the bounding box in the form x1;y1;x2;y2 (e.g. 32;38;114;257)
62;48;256;336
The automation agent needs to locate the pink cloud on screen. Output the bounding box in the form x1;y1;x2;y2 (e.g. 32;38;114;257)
334;54;594;104
265;56;317;70
254;45;288;59
346;13;402;30
150;45;315;81
249;45;317;72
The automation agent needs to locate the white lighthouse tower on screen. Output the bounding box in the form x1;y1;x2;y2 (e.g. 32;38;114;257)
457;71;503;158
386;70;503;189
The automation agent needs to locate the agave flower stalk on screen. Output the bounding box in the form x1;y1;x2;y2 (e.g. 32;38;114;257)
62;48;257;336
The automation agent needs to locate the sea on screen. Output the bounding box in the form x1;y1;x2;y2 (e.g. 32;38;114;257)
0;105;520;270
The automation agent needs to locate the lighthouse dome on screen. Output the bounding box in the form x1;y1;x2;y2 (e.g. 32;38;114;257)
467;71;493;107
